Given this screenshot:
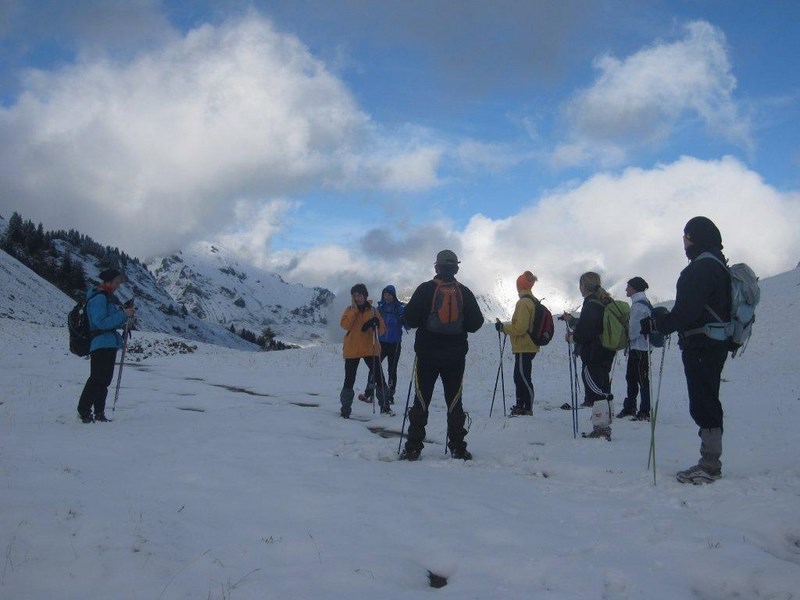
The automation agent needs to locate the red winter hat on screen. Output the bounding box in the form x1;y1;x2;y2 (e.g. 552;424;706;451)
516;271;537;291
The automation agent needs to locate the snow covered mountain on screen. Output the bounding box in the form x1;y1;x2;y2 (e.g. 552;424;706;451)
146;241;334;346
0;214;333;349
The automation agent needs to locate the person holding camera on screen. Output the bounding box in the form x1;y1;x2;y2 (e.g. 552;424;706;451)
77;268;136;423
339;283;390;418
561;272;616;441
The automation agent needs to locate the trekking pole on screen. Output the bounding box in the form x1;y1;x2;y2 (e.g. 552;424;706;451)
489;332;508;417
645;342;656;483
648;336;670;475
566;323;577;438
499;332;507;416
370;323;384;414
112;318;131;414
397;356;417;454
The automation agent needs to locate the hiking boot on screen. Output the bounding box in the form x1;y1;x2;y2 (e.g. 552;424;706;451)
79;415;94;424
450;449;473;461
580;400;593;408
380;407;395;416
340;409;350;419
509;406;533;416
616;407;636;419
582;427;611;441
399;449;421;461
94;414;112;422
633;411;650;421
676;464;721;484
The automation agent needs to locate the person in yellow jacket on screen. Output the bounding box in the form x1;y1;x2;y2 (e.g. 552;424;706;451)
339;283;391;418
495;271;540;416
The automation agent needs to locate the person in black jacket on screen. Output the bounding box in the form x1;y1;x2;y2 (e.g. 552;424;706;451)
399;250;484;461
642;216;730;484
562;272;616;441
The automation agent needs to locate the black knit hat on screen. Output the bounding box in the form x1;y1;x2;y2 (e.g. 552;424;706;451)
350;283;368;297
98;268;122;283
627;276;649;292
684;216;723;249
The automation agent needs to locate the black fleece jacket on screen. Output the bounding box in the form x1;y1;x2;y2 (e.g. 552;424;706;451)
572;292;616;365
655;245;731;349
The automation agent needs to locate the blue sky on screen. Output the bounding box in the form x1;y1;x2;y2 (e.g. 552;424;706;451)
1;0;798;306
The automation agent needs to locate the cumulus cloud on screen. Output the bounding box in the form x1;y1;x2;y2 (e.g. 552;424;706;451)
0;13;443;258
273;156;800;310
554;21;752;167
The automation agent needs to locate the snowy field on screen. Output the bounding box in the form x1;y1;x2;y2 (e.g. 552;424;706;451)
1;268;799;599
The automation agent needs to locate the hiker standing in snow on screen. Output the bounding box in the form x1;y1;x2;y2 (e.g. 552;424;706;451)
561;272;616;440
495;271;540;416
339;283;391;418
399;250;484;461
642;216;730;484
362;285;407;405
77;269;136;423
618;276;652;421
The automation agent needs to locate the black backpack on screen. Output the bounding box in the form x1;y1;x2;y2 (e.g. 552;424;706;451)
68;301;92;357
68;292;110;356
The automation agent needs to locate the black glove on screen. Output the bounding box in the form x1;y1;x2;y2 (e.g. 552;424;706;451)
361;317;379;332
494;319;504;332
640;317;655;336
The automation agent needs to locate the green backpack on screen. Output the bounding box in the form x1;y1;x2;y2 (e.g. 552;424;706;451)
590;299;630;351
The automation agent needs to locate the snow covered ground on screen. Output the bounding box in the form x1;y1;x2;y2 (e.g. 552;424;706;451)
1;268;798;599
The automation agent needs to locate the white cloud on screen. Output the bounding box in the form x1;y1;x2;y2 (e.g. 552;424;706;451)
0;13;443;258
554;21;752;167
273;156;800;310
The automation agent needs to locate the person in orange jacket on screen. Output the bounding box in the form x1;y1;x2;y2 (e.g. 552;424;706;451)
339;283;391;418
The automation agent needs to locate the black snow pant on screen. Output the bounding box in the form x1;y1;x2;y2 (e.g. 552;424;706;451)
624;349;651;414
582;358;613;405
77;348;117;418
403;355;467;455
513;352;536;411
681;342;728;430
344;356;388;410
365;341;401;397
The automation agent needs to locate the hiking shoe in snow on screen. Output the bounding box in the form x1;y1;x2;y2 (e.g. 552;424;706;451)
509;406;533;416
676;464;721;484
582;427;611;441
580;400;593;408
380;408;395;416
399;449;421;461
340;409;351;419
633;411;650;422
450;449;473;460
616;407;636;418
79;413;93;424
94;414;112;422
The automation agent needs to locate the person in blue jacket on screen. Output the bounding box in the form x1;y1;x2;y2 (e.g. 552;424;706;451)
362;285;406;403
76;268;136;423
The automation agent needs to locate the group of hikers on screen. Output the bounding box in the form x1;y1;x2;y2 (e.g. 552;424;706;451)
78;216;734;484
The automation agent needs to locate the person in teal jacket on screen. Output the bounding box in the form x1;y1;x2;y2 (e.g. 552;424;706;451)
76;269;136;423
